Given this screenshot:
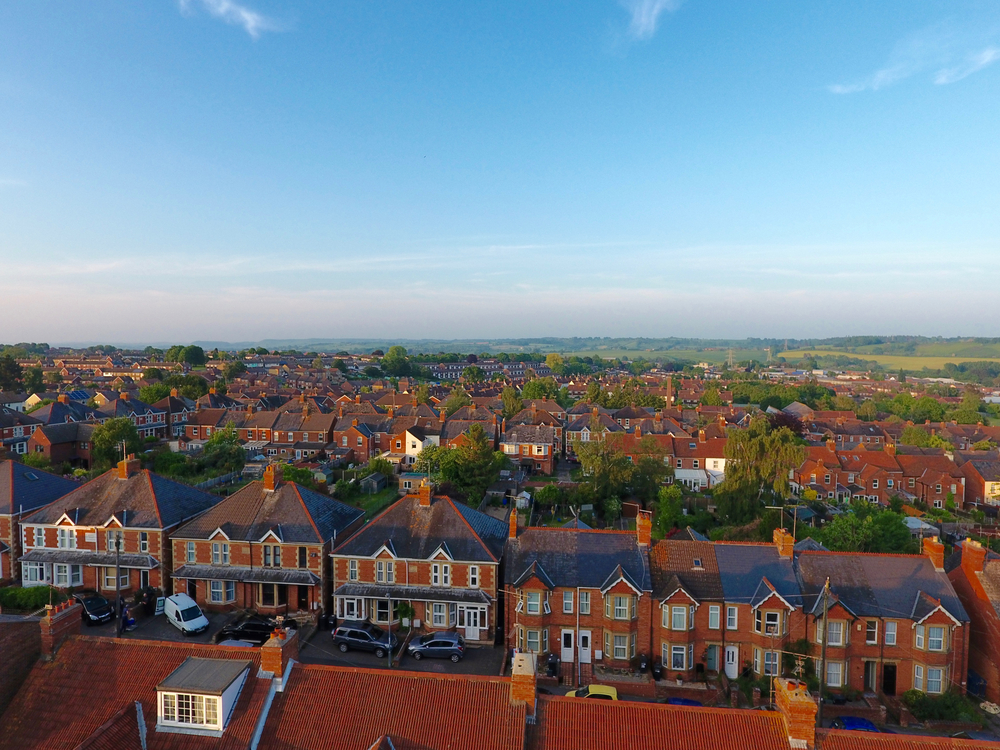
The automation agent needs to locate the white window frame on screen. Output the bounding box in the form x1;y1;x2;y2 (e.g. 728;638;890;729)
708;605;720;630
672;644;686;670
526;592;541;615
671;606;686;631
885;621;897;646
926;667;943;694
579;591;590;614
348;559;358;581
866;620;878;645
186;541;196;563
469;565;479;588
927;626;944;652
726;606;738;630
826;661;843;687
563;591;573;614
613;634;628;660
159;692;221;731
58;528;77;550
210;580;224;603
614;596;629;620
914;665;924;692
915;625;925;650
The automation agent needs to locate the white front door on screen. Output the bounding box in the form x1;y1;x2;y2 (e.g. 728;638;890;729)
725;646;739;679
560;629;575;662
463;607;482;641
579;630;592;664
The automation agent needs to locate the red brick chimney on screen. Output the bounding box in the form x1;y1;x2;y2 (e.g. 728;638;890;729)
117;455;141;480
698;429;706;443
40;601;83;659
170;388;179;398
439;409;446;423
263;464;282;492
509;508;518;539
923;536;945;571
635;425;642;438
209;387;216;395
417;480;432;508
961;539;988;575
636;509;652;547
774;678;816;749
119;391;129;401
826;438;836;452
886;442;896;456
57;394;70;404
774;528;795;558
388;407;394;418
261;627;298;687
509;653;536;717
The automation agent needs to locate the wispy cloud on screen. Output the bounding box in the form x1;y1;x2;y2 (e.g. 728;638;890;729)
829;25;1000;93
0;178;27;188
934;47;1000;84
619;0;683;40
178;0;279;39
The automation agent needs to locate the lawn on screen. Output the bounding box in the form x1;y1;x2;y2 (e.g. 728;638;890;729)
783;349;1000;371
357;488;401;518
570;348;771;363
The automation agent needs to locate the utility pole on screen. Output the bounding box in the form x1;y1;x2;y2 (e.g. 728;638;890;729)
817;578;830;729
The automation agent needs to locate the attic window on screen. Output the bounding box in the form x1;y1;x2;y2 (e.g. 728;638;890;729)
689;442;696;449
156;658;250;737
692;558;703;569
23;472;39;481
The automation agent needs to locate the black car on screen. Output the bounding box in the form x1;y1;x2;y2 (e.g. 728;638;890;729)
214;615;298;646
332;620;398;658
407;631;465;662
73;592;114;626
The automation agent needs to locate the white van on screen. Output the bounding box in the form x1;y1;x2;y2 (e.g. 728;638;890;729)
164;593;210;636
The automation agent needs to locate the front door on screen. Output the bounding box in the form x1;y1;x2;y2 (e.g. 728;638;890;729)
187;579;197;599
864;661;877;693
463;607;482;641
298;585;309;611
561;630;575;663
706;644;719;673
883;664;897;696
579;631;592;664
724;646;739;679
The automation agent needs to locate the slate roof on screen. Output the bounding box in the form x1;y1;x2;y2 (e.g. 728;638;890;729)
334;583;492;605
171;479;362;545
0;459;78;515
33;421;96;445
21;468;221;529
28;400;96;425
967;459;1000;482
528;696;792;750
20;549;159;569
649;539;724;602
505;528;652;591
502;424;556;444
795;552;969;622
714;544;803;608
334;494;508;562
0;637;267;750
172;564;319;585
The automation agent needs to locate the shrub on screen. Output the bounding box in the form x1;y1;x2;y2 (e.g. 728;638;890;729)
0;586;67;612
902;689;983;725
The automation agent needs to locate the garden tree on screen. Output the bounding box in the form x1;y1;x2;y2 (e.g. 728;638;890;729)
312;357;324;370
414;384;432;405
653;484;684;537
603;378;664;409
381;346;411;376
765;410;804;436
585;381;603;404
461;365;485;383
899;425;953;450
332;359;348;372
21;452;55;471
818;503;915;554
714;417;805;525
573;437;633;510
363;365;383;378
143;367;164;381
545;352;565;375
857;400;878;421
831;395;857;412
45;371;63;385
366;457;394;478
201;424;245;474
91;418;142;470
23;367;45;395
165;345;185;363
282;465;320;491
180;345;206;366
428;424;509;502
0;355;23;391
626;435;672;504
219;361;246;381
971;439;997;451
443;386;472;415
139;384;171;403
700;388;724;407
501;387;523;420
521;376;560;401
534;484;562;518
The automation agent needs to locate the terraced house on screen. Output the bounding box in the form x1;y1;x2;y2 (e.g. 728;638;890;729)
331;482;507;644
170;464;363;619
504;510;653;686
17;457;220;595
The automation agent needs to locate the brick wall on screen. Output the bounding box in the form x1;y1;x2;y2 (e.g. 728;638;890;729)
0;620;40;716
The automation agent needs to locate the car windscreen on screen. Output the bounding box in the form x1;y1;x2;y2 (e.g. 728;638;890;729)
418;634;435;645
180;606;203;622
367;625;384;639
83;597;109;611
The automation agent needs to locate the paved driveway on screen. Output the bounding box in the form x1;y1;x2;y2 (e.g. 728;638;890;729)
81;608;235;644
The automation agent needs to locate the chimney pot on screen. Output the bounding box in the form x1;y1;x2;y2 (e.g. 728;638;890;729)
774;527;795;558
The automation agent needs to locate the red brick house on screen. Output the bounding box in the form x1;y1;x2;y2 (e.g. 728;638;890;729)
947;538;1000;702
17;457;221;595
170;465;363;620
25;422;94;469
500;424;557;475
331;482;508;644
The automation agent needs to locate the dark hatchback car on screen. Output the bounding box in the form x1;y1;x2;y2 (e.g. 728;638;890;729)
831;717;880;733
214;615;298;646
73;592;114;626
407;631;466;662
332;620;398;658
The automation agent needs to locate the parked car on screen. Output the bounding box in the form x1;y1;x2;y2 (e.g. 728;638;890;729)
217;639;256;648
407;632;465;662
214;615;297;646
163;593;210;636
831;717;879;733
566;685;618;701
73;591;114;626
666;697;703;707
332;620;397;658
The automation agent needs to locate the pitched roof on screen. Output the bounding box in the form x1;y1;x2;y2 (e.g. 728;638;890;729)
0;459;78;515
649;539;724;601
505;528;651;591
172;479;362;544
21;468;221;529
529;696;792;750
0;637;267;750
334;494;508;562
714;544;802;608
819;730;989;750
259;664;526;750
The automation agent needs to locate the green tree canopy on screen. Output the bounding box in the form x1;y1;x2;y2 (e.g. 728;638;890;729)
462;365;485;383
443;387;472;415
222;361;247;380
653;484;684;537
91;418;142;471
0;355;23;392
501;387;523;420
818;502;916;554
381;346;411;376
23;367;45;395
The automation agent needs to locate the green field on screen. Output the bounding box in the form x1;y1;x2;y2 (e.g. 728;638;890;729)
572;348;771;363
783;349;1000;371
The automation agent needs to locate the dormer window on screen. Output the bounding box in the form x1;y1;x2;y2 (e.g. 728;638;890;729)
157;658;250;737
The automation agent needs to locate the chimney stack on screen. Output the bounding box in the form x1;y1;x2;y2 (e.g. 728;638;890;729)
170;388;179;398
263;464;282;492
885;442;896;456
261;627;299;690
119;391;129;401
117;455;141;480
509;653;537;717
418;480;432;508
698;429;706;443
774;678;817;749
960;538;988;576
774;527;795;558
509;508;518;539
57;394;70;404
209;387;216;395
636;509;652;547
923;536;945;571
40;601;83;659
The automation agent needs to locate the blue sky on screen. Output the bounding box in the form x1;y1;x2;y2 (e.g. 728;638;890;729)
2;1;999;344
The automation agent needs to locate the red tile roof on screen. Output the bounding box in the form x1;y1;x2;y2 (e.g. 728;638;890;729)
529;696;793;750
259;664;526;750
0;637;266;750
819;730;990;750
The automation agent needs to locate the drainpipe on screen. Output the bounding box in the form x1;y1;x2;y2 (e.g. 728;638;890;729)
576;586;582;687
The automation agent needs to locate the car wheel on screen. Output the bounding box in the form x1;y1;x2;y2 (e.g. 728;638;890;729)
375;648;386;659
450;654;461;663
412;652;423;660
338;642;349;653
